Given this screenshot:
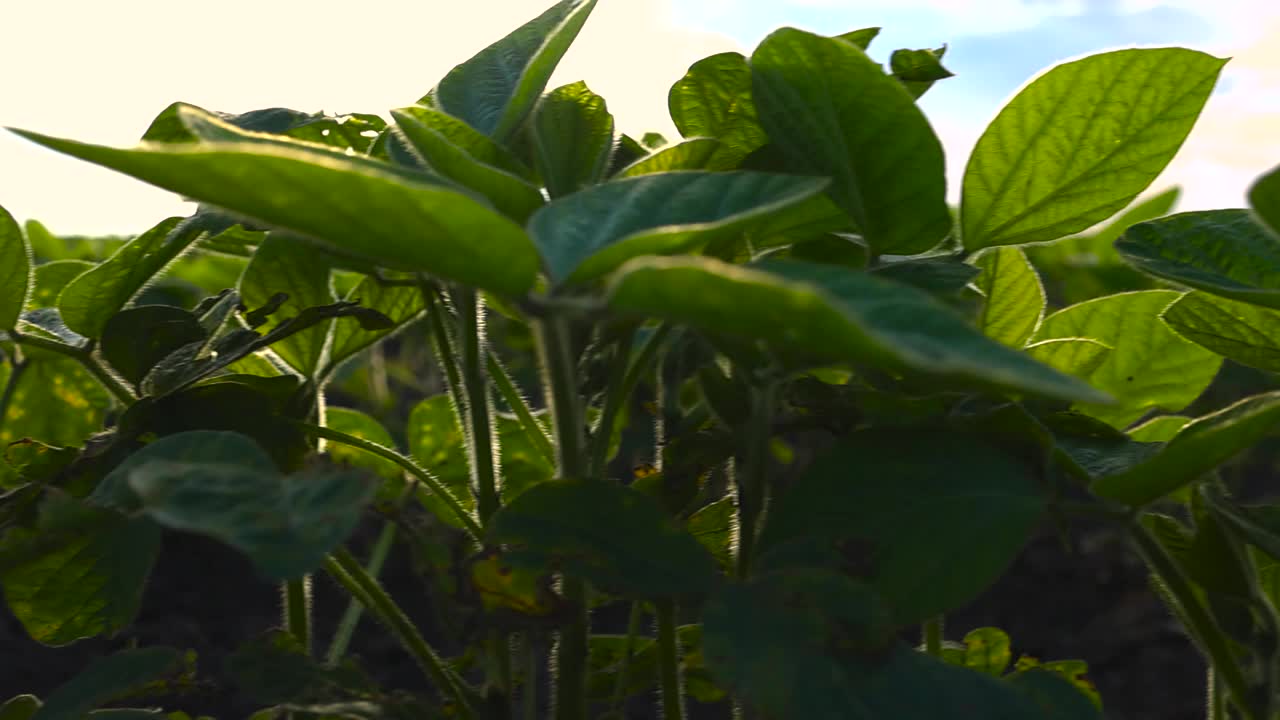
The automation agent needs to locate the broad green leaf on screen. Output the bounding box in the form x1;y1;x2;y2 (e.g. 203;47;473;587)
1;494;160;646
962;48;1226;250
529;171;829;284
31;647;180;720
424;0;600;141
27;261;92;310
530;81;615;198
615;138;721;178
10;115;539;296
668;52;767;169
100;306;206;387
972;247;1044;347
385;105;530;178
487;478;717;598
389;109;543;222
0;205;30;331
119;431;376;579
836;27;880;50
1163;291;1280;371
608;256;1109;404
870;257;979;298
1128;415;1189;442
324;407;402;484
326;276;425;372
1091;391;1280;505
752;28;951;255
1116;210;1280;308
760;430;1045;624
239;234;336;377
0;696;40;720
1034;290;1221;427
1030;186;1181;268
57;217;202;338
0;355;113;451
890;46;953;99
1024;339;1111;380
1251;163;1280;238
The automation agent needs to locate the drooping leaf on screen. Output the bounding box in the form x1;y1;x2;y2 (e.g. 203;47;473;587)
99;306;207;388
668;52;767;169
1033;290;1221;427
1162;291;1280;372
10;110;539;296
1116;210;1280;309
962;48;1226;250
529;81;615;198
608;256;1109;404
1024;339;1111;380
324;407;402;485
116;431;376;579
1250;163;1280;238
889;46;953;99
0;205;30;331
423;0;600;141
326;276;425;372
760;430;1046;624
239;234;336;377
529;171;829;285
1;494;160;646
752;28;952;255
615;138;721;178
1091;391;1280;505
389;109;544;222
30;647;181;720
487;478;717;598
972;247;1045;347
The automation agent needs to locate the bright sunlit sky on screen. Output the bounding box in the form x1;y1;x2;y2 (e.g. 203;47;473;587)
1;0;1278;236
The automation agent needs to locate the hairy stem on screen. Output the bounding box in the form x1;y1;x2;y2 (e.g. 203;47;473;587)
655;599;686;720
457;289;500;524
282;577;313;655
325;521;397;666
488;349;555;465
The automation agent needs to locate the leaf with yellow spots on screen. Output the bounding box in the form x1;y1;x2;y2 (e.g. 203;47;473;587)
0;356;112;456
467;549;568;626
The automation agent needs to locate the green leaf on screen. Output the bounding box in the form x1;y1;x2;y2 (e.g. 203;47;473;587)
57;217;202;339
389;108;543;223
529;81;615;198
1030;187;1181;269
761;430;1045;624
11;111;539;296
1128;415;1189;442
614;138;721;178
890;46;953;99
424;0;600;141
1162;291;1280;371
117;431;376;579
836;27;880;50
1007;670;1104;720
1116;210;1280;308
751;28;952;255
0;695;40;720
326;276;424;372
0;355;113;451
100;306;206;388
972;247;1045;347
529;171;829;285
961;627;1012;676
1024;339;1111;380
27;261;92;311
382;105;530;177
239;234;336;377
146;102;386;155
1091;391;1280;505
870;258;979;298
0;205;31;331
487;478;717;598
608;256;1109;404
324;407;402;485
1033;290;1221;427
1;494;160;647
962;48;1226;250
668;52;767;169
31;647;181;720
1250;163;1280;238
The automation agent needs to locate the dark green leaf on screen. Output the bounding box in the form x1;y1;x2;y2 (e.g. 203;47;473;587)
530;81;615;198
972;247;1044;347
1116;210;1280;308
424;0;599;141
529;171;828;285
687;498;734;570
487;478;717;598
144;102;386;155
385;105;531;178
324;407;402;485
668;52;767;169
1034;290;1221;427
761;430;1045;624
752;28;951;255
1163;291;1280;371
962;49;1226;250
1007;670;1103;719
890;46;953;99
100;306;206;387
869;258;980;297
31;647;181;720
1250;163;1280;238
0;205;30;331
239;234;336;377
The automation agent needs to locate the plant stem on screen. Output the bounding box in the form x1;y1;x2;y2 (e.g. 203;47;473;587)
735;383;777;579
1130;521;1258;720
325;520;397;666
589;326;637;479
923;616;944;657
291;420;483;540
524;633;541;720
324;547;475;718
488;349;555;465
1207;668;1225;720
655;599;686;720
608;601;645;715
282;577;313;655
10;330;136;405
457;289;500;525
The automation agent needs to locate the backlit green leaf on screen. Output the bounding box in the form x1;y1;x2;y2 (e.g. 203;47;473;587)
530;81;615;198
383;105;531;177
1091;392;1280;505
31;647;180;720
668;52;767;169
1024;339;1111;380
239;234;336;377
961;627;1012;676
1128;415;1189;442
972;246;1044;347
615;138;721;178
1250;163;1280;238
424;0;599;141
488;478;717;598
1116;210;1280;308
0;355;113;451
890;46;953;99
752;28;951;255
327;276;425;373
962;48;1225;250
1030;187;1180;269
608;256;1109;404
836;27;880;50
1163;291;1280;372
10;113;538;296
27;261;91;310
1034;290;1221;427
324;407;402;486
0;205;30;331
529;171;829;285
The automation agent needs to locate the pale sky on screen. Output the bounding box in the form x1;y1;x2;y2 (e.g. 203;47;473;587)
1;0;1277;236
